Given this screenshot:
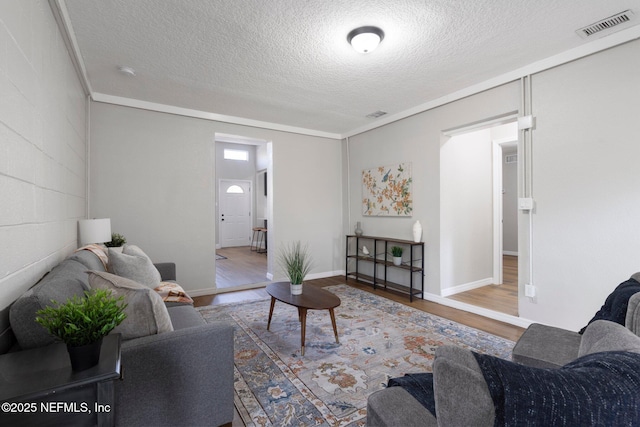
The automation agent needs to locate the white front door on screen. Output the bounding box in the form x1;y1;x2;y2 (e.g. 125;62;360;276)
219;179;252;247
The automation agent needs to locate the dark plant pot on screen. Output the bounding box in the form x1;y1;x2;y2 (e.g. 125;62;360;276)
67;338;103;372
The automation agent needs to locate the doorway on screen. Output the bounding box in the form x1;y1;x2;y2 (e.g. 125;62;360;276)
440;118;519;316
215;134;272;292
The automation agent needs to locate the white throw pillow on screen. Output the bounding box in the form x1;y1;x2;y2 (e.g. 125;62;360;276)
108;244;161;287
88;270;173;340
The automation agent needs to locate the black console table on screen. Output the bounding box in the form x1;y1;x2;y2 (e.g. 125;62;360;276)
346;235;424;301
0;334;122;426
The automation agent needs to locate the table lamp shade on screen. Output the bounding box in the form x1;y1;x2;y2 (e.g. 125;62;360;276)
79;218;112;245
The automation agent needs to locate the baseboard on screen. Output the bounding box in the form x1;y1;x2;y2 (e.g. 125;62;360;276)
440;277;493;297
424;292;534;329
216;281;273;295
270;270;345;283
307;270;345;281
503;251;518;256
189;270;345;297
188;287;219;297
189;271;533;329
189;281;271;296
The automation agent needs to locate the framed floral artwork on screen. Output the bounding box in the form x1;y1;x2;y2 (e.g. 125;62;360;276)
362;162;413;216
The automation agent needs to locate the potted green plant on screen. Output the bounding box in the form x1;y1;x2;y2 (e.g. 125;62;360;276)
105;233;126;251
391;246;403;266
278;241;313;295
36;289;127;371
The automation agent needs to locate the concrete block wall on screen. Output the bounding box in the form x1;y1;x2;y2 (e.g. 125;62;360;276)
0;1;87;310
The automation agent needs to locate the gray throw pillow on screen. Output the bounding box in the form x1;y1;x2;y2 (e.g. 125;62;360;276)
88;271;173;340
10;260;90;349
578;319;640;357
108;244;161;287
433;346;494;427
627;292;640;335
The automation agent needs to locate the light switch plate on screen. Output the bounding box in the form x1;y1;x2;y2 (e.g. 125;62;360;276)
518;115;535;130
525;284;536;298
518;197;534;210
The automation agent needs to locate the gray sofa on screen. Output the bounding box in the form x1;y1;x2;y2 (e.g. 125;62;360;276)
1;248;234;427
366;291;640;426
512;275;640;369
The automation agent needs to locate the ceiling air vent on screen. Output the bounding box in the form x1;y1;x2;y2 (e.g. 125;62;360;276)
366;110;387;119
576;10;636;39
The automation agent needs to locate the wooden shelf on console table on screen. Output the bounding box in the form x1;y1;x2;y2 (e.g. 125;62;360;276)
345;235;424;302
348;273;424;297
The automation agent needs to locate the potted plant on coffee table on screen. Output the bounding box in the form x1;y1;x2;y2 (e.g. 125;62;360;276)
278;241;313;295
36;289;127;371
391;246;403;266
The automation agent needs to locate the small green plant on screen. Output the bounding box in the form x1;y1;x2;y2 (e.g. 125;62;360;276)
36;289;127;347
105;233;126;247
278;241;313;285
391;246;403;257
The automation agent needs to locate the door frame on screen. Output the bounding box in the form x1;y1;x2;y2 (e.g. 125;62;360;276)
492;137;518;284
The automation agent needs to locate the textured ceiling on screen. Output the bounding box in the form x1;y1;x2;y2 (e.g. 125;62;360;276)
62;0;639;135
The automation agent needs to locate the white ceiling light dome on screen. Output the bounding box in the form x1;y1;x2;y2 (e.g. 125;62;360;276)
117;65;136;76
347;26;384;53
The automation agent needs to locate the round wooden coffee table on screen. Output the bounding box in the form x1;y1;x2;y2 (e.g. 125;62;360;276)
266;282;341;356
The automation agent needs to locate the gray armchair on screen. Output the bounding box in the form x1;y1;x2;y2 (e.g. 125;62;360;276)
116;320;234;426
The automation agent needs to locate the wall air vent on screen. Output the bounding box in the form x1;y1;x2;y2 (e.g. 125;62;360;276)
505;154;517;164
576;10;636;39
366;110;387;119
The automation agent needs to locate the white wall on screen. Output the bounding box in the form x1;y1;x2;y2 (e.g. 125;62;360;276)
520;38;640;330
0;1;87;310
348;39;640;330
215;142;256;180
255;144;269;227
256;144;269;171
271;136;344;280
441;128;493;291
347;82;520;296
89;102;343;293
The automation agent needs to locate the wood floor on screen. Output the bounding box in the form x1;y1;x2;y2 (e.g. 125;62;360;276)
448;255;519;316
215;246;268;289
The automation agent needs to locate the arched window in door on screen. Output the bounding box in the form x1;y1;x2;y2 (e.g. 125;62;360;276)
226;185;244;194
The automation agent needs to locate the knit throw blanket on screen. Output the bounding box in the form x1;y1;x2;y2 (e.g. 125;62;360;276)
473;351;640;426
579;278;640;334
387;373;436;416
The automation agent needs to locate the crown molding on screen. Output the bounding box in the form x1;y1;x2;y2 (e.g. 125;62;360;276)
50;0;640;141
343;24;640;138
49;0;92;95
91;93;342;139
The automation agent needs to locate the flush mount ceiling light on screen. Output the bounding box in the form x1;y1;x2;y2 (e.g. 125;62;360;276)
347;26;384;53
117;66;136;76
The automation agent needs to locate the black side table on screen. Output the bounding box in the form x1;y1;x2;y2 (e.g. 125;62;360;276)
0;334;122;426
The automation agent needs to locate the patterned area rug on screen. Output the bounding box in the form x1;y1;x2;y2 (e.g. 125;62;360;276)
197;284;514;427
